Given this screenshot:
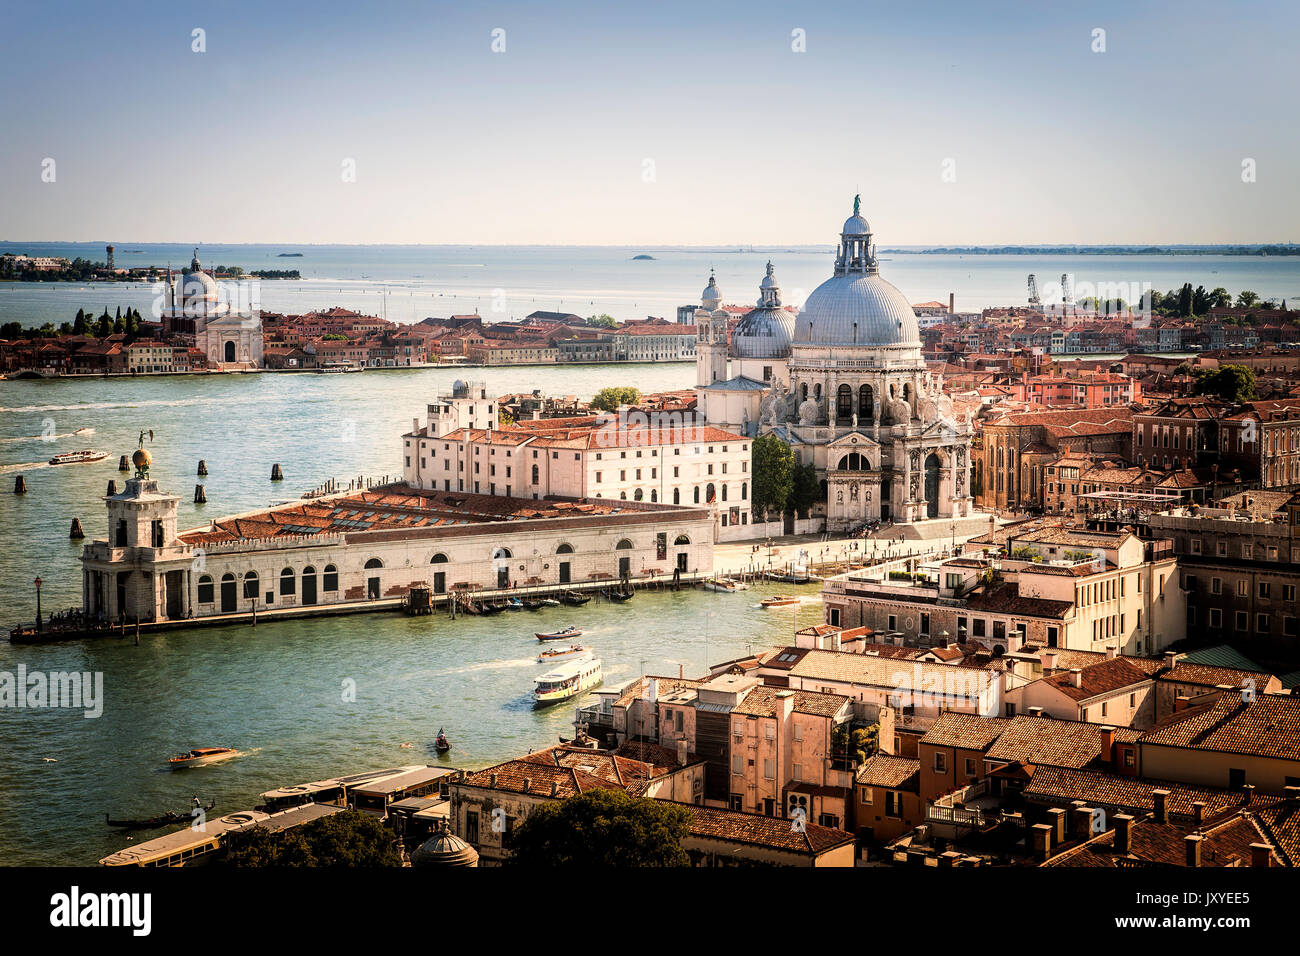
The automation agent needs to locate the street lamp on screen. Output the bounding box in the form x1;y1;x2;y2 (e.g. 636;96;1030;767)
34;576;42;632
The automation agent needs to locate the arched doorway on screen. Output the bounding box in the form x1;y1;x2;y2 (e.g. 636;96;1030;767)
493;548;512;589
301;566;317;605
924;453;941;518
224;340;236;363
430;553;448;593
674;534;690;572
615;538;633;579
220;573;237;613
364;558;383;600
557;543;574;584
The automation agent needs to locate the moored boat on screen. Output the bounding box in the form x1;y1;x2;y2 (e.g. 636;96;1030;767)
503;598;525;611
48;449;108;466
539;598;561;607
536;624;584;642
701;579;737;593
521;599;545;611
106;798;215;830
167;747;239;770
537;644;592;663
559;590;590;606
601;587;634;602
533;657;603;707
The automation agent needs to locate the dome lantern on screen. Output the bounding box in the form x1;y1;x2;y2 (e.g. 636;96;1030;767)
835;194;876;277
701;270;722;312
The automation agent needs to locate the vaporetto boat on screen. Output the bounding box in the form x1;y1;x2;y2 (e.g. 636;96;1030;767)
533;657;602;707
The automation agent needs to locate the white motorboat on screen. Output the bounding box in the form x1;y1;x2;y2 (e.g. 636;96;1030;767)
537;644;592;664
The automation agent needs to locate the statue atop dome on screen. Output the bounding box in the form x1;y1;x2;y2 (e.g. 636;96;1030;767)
853;193;861;216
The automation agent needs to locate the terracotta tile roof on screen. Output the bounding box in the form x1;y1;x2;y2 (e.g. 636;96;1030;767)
674;802;854;855
731;685;849;719
786;650;998;696
855;754;921;791
1046;812;1278;868
1043;657;1153;702
983;715;1141;768
921;712;1010;751
459;744;677;799
963;581;1073;620
1139;694;1300;761
1253;799;1300;867
1023;766;1246;820
1160;662;1276;691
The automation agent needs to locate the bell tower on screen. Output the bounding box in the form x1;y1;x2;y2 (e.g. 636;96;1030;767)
695;271;729;387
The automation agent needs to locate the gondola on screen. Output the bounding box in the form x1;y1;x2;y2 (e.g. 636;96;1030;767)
601;587;634;602
435;728;451;753
106;798;216;830
521;599;546;611
478;602;504;615
559;590;591;606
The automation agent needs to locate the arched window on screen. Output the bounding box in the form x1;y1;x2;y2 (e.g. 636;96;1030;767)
814;383;822;402
323;565;338;591
650;489;657;502
364;558;383;570
431;553;449;564
243;571;259;599
673;488;680;504
693;486;700;504
836;384;852;421
859;384;873;419
721;484;728;502
279;567;295;596
674;534;691;545
615;539;634;550
706;483;716;503
493;547;513;561
634;488;644;501
838;452;869;470
801;383;808;401
197;575;214;603
557;543;574;554
741;482;747;500
619;491;627;500
531;464;539;485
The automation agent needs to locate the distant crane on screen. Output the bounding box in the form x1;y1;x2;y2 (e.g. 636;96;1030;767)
1027;274;1041;307
1061;273;1075;312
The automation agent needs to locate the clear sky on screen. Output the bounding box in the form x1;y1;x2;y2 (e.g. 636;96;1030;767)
1;0;1296;245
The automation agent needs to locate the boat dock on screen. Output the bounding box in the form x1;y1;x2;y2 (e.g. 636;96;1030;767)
100;764;458;867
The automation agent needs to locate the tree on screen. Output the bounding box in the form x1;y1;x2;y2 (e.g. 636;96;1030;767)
751;433;794;515
73;309;88;335
504;788;691;867
591;386;640;412
219;809;402;867
789;461;822;516
585;314;618;329
498;410;516;427
1193;364;1256;403
1236;291;1260;309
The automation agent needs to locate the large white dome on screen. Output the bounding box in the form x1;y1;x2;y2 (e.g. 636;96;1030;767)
794;273;920;348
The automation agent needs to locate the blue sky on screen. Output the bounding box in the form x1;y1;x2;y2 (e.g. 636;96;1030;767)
1;0;1296;244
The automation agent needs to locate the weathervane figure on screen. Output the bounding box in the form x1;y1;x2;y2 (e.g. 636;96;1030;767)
853;193;861;217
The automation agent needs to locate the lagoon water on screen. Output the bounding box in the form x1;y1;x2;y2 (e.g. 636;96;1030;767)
0;365;838;866
3;243;1298;328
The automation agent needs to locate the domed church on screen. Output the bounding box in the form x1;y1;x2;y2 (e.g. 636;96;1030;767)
161;249;263;369
695;198;975;530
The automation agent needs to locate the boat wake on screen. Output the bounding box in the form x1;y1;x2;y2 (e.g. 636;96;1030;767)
0;396;275;414
430;657;538;677
0;460;52;475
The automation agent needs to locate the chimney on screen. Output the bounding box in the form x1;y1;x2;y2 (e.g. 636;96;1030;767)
1163;650;1181;668
1185;833;1203;867
1191;801;1206;827
1040;651;1058;672
1028;706;1044;718
1046;806;1067;844
1250;843;1273;868
1152;789;1170;824
489;772;498;788
1031;823;1054;861
1241;783;1255;806
949;292;955;314
1069;668;1082;688
1114;814;1134;854
522;776;531;793
1072;805;1095;838
1174;695;1192;712
1106;646;1118;659
676;737;688;767
1098;725;1116;766
550;780;558;797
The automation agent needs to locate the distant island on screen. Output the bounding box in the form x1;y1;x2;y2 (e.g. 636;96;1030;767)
277;253;304;257
632;254;656;260
880;244;1300;257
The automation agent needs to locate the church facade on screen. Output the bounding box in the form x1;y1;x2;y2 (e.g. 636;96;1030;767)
161;249;263;369
693;201;975;530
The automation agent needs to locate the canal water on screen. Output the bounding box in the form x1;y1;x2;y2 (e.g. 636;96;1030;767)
0;366;827;865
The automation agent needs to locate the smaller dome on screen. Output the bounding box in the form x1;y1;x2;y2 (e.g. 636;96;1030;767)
842;213;870;236
411;820;479;867
701;273;721;309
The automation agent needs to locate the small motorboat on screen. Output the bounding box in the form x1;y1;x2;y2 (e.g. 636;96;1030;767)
538;644;592;663
761;595;801;608
539;598;561;607
601;588;634;602
73;426;95;436
559;590;591;606
537;625;584;642
435;729;451;753
167;747;239;770
503;599;525;612
48;450;108;466
702;579;737;593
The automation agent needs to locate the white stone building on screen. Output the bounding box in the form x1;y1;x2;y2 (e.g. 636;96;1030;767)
161;249;263;369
